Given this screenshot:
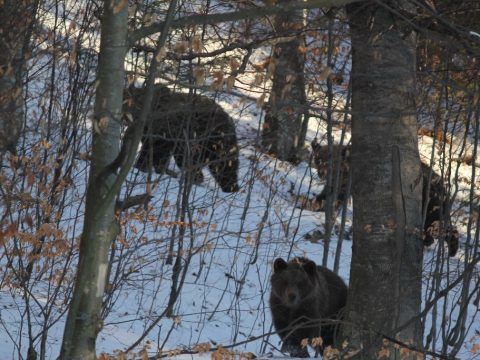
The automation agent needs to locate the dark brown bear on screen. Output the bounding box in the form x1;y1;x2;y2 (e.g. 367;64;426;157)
270;257;348;357
422;166;459;256
311;141;459;256
312;142;352;209
124;85;239;192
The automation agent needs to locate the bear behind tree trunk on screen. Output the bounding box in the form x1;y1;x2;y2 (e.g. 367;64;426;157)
311;141;459;256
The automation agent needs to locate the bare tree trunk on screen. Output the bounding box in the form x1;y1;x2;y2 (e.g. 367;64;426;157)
343;1;424;358
262;0;307;162
0;0;38;153
59;1;128;359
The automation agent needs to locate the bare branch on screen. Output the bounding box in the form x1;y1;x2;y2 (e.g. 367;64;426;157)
129;0;362;44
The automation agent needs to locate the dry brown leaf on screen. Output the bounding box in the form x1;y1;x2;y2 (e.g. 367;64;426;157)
312;336;323;347
155;46;167;62
229;59;240;71
256;93;266;109
226;75;235;91
193;67;205;85
174;40;188;54
377;347;390;359
253;74;264;86
98;116;109;132
112;0;128;14
192;36;202;52
319;66;332;81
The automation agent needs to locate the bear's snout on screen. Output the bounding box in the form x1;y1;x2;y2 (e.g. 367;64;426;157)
284;287;300;306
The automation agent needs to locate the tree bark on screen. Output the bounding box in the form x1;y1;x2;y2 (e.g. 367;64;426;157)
59;1;128;359
0;0;38;153
343;1;424;358
262;1;307;162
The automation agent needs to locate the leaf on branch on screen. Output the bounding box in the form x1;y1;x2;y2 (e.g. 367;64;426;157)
256;93;266;109
96;116;109;134
27;172;35;187
67;20;77;35
124;112;134;125
364;224;373;233
319;66;332;81
193;67;205;85
155;46;167;62
6;222;18;238
112;0;128;14
192;342;211;354
312;336;323;347
285;74;296;83
323;346;340;359
253;74;264;86
298;44;308;54
266;59;276;79
192;36;202;52
400;347;412;357
377;347;390;359
138;349;148;360
174;40;188;54
229;59;240;72
226;75;235;91
40;139;51;149
173;316;182;325
24;215;33;228
69;42;77;69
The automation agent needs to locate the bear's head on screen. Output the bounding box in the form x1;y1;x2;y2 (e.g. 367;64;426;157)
270;257;317;307
311;140;350;179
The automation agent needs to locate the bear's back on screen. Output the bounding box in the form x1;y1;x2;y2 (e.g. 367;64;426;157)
316;266;348;318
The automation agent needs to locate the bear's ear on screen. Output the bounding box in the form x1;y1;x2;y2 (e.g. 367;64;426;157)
302;259;317;277
273;258;288;273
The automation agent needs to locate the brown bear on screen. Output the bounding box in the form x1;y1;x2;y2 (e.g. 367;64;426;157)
269;257;348;357
422;166;459;256
312;142;352;210
311;141;459;256
124;85;239;192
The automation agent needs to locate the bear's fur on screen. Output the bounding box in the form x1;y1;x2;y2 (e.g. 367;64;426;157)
124;85;239;192
269;257;348;357
311;141;459;256
422;166;459;256
312;142;352;209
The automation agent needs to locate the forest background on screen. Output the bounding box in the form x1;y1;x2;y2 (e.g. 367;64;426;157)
0;0;479;359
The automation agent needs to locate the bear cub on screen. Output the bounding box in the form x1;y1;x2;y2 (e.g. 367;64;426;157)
270;257;348;357
124;85;239;193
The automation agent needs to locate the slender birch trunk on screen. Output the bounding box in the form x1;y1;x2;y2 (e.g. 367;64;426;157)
59;1;128;359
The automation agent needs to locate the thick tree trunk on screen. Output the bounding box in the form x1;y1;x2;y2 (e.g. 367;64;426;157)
0;0;38;153
262;1;307;162
343;1;424;358
59;1;128;359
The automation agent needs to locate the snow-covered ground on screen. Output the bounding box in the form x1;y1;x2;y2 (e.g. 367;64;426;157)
0;2;479;358
1;86;478;359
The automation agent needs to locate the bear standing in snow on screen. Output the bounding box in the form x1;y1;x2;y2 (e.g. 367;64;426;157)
269;257;348;357
124;85;239;192
311;141;459;256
